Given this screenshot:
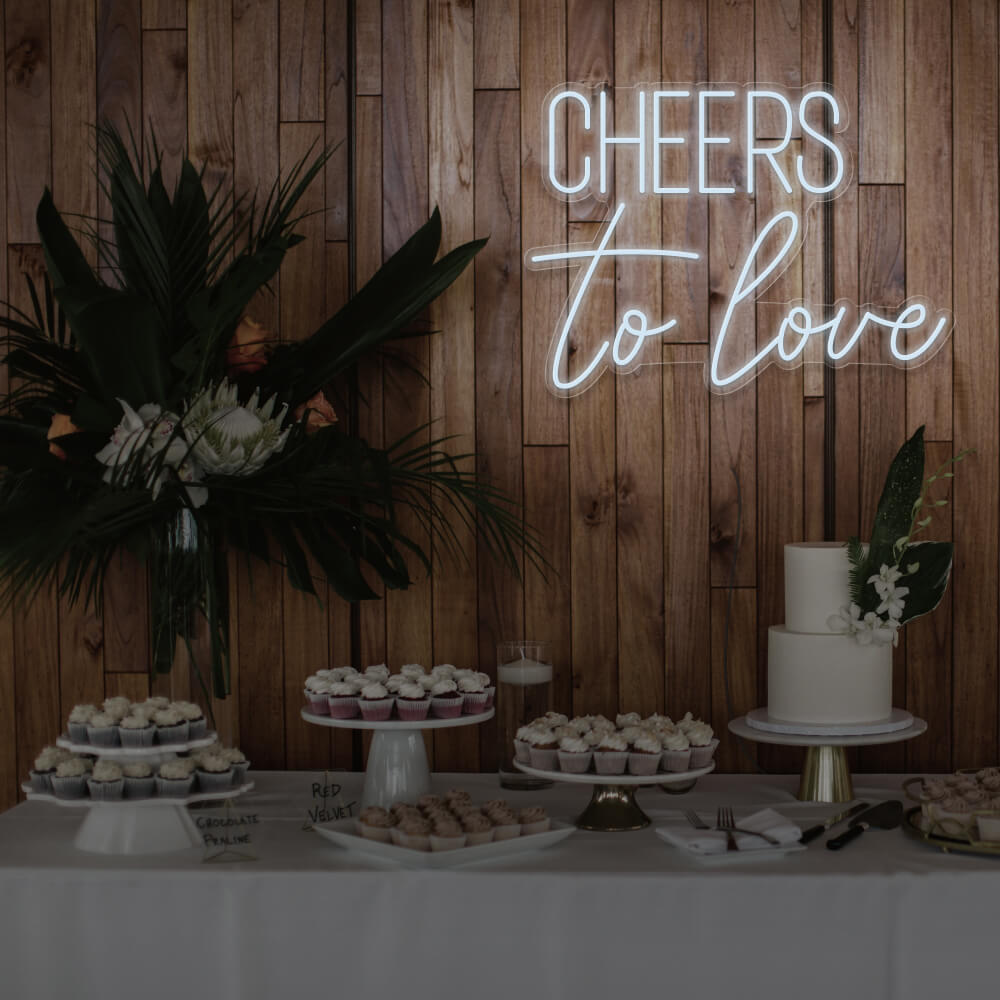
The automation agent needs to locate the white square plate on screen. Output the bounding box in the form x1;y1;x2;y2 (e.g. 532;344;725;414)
314;817;575;868
654;822;807;866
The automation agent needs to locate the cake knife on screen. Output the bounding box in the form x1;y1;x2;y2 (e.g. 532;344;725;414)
799;801;870;844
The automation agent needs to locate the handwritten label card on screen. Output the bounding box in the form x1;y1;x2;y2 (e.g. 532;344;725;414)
305;775;357;828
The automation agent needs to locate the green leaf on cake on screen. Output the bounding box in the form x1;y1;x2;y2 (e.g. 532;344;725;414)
897;540;954;624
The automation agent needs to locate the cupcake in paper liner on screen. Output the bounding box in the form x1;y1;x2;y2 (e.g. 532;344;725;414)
429;678;463;719
327;681;360;719
395;681;431;721
196;753;235;794
489;809;522;841
304;676;333;715
153;708;189;745
220;748;250;784
461;812;494;846
457;675;488;715
155;759;196;798
518;806;550;835
67;704;98;743
429;818;467;851
358;806;396;842
174;701;208;740
685;721;717;768
30;747;70;793
119;713;156;748
473;672;496;710
358;682;395;721
556;735;593;773
526;725;558;770
659;729;691;772
123;761;155;799
593;732;629;775
87;761;124;801
513;726;534;764
86;712;120;748
394;815;432;850
628;733;663;776
50;757;89;799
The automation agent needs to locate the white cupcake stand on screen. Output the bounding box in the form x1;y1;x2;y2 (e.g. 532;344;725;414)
301;708;494;809
514;760;716;831
729;712;927;803
25;732;253;855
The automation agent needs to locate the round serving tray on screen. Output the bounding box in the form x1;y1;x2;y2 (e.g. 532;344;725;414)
902;806;1000;858
745;707;914;737
300;708;493;731
514;760;715;832
55;732;218;758
22;780;254;809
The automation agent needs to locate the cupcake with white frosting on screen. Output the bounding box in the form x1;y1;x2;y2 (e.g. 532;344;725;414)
122;761;155;798
50;757;89;798
526;726;559;770
513;725;534;763
87;760;124;801
593;731;629;775
616;711;641;728
327;680;360;719
489;807;521;841
396;681;431;722
304;675;332;715
431;663;457;680
86;712;120;748
358;681;394;721
67;704;98;743
155;759;196;797
102;697;132;722
458;674;488;715
686;720;718;767
364;663;391;683
221;747;250;785
174;701;207;740
429;678;463;719
119;712;156;748
475;671;496;709
153;707;189;745
557;735;593;773
195;753;234;793
660;728;691;772
30;747;70;792
385;673;407;694
628;732;662;776
399;663;426;679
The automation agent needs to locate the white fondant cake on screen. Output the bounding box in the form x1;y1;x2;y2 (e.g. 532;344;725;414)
767;543;893;725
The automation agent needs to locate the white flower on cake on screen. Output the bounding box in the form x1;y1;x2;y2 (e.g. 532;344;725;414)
828;602;900;647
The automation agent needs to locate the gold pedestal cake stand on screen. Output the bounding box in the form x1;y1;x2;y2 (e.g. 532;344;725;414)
514;760;715;831
728;713;927;802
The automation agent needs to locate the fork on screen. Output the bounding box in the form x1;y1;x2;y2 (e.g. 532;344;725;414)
683;809;710;829
715;805;781;846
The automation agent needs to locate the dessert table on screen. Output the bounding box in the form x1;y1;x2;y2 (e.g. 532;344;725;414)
0;771;997;1000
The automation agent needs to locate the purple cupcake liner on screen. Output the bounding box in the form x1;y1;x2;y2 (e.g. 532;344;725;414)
430;696;464;719
358;697;395;721
304;691;331;716
461;691;489;715
327;696;360;719
396;698;431;721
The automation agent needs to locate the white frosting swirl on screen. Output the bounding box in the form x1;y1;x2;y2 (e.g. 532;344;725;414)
91;761;123;782
400;663;425;678
119;714;151;730
198;753;231;774
457;675;485;694
685;721;714;746
430;678;458;696
329;681;357;697
55;758;88;778
661;729;690;751
398;682;427;700
122;762;153;779
158;760;193;781
88;712;116;729
102;697;132;721
431;663;457;678
632;733;662;754
597;732;628;752
153;708;183;727
616;712;641;728
68;704;98;724
364;663;390;682
559;735;589;753
360;682;389;700
385;674;407;692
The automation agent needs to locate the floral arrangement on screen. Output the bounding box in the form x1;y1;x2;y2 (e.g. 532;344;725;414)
0;125;533;698
827;425;972;646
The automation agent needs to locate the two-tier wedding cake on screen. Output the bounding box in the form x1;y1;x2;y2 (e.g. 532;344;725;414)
766;542;892;725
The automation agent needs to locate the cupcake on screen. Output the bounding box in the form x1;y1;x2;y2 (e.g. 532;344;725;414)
358;806;396;842
400;663;426;679
616;711;641;728
518;806;550;835
196;753;235;793
67;704;98;743
541;712;569;727
30;747;68;792
593;731;629;775
458;675;489;715
385;674;407;694
393;815;432;850
417;794;443;810
686;721;718;767
328;666;357;683
122;761;155;798
327;680;361;719
462;812;495;846
174;701;207;740
87;760;124;801
358;681;394;721
102;697;132;722
628;733;663;775
304;675;332;715
489;808;522;841
430;678;463;719
86;712;120;748
119;712;156;748
221;747;250;785
429;818;467;851
364;663;391;683
513;725;534;763
431;663;457;680
527;727;559;770
50;757;89;799
474;672;495;709
152;707;189;744
660;728;692;772
396;681;431;721
141;696;171;714
557;735;593;773
156;759;196;797
417;673;438;693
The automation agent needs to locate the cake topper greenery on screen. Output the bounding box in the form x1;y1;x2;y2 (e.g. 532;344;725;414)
828;425;972;646
0;123;536;699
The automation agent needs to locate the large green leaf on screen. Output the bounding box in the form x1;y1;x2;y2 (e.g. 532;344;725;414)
898;540;954;623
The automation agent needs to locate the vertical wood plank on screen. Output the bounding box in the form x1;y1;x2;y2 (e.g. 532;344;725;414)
105;671;150;704
142;0;186;29
5;0;51;242
708;0;756;587
904;0;952;441
569;220;617;717
0;8;8;809
859;0;904;183
141;29;187;192
803;396;825;540
474;0;518;88
952;0;998;770
188;0;233;194
754;0;801;138
520;0;567;444
280;0;324;121
712;588;757;772
428;0;478;771
664;345;711;719
103;550;149;672
615;0;664;716
325;0;349;240
474;88;523;769
355;0;382;95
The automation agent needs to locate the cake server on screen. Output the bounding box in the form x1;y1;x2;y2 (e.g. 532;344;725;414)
826;800;903;850
799;801;870;844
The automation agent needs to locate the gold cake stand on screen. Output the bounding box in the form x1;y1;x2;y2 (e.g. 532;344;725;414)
728;714;927;803
514;760;715;831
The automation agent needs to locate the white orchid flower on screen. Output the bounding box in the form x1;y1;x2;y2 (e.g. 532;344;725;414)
867;563;903;600
827;603;864;634
877;585;909;620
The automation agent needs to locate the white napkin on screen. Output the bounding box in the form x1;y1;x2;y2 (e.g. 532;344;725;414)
658;808;802;855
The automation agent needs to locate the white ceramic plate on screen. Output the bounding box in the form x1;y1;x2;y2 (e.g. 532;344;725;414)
22;781;255;808
745;707;914;737
313;817;575;867
55;732;219;758
513;760;715;786
654;821;807;866
301;708;494;731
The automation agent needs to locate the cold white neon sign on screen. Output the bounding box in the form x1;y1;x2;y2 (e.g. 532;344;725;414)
527;84;951;395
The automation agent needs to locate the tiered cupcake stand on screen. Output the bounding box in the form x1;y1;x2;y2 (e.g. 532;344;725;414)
729;710;927;803
514;760;715;831
301;708;494;809
23;733;254;855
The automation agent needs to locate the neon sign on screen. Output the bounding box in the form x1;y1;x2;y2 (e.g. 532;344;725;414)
526;84;952;395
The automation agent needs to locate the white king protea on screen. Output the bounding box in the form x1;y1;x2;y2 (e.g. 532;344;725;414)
184;379;291;476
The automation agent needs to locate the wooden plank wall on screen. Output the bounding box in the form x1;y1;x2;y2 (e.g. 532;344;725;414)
0;0;998;809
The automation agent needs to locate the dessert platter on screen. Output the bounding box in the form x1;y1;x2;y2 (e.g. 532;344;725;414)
25;696;252;855
300;663;495;808
733;542;929;802
512;710;718;831
314;788;574;868
901;769;1000;856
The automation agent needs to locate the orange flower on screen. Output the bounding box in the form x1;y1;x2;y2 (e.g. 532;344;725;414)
293;390;338;434
46;413;80;460
225;316;273;375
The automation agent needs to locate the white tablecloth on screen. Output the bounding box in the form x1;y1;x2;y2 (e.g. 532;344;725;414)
1;771;998;1000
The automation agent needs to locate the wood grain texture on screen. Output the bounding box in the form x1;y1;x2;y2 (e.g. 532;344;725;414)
188;0;234;194
754;0;801;138
141;29;187;192
97;0;142;138
712;587;757;773
325;0;350;239
142;0;186;29
474;0;517;89
355;0;382;94
859;0;904;183
280;0;324;121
